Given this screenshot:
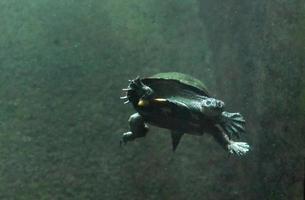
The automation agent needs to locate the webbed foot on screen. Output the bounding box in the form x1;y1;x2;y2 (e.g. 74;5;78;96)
121;113;149;146
120;131;135;146
221;112;246;139
227;141;250;156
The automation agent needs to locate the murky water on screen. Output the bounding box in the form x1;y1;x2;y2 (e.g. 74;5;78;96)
0;1;304;199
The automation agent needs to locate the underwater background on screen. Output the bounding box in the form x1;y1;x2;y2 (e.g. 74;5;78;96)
0;0;304;199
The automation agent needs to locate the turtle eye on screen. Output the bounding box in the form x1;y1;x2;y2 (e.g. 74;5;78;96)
206;100;211;106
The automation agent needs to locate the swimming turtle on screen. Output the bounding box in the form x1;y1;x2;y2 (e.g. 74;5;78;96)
120;72;250;156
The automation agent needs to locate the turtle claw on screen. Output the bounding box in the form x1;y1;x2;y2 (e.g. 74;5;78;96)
121;131;134;145
120;132;130;146
120;96;128;100
122;88;132;91
228;141;250;156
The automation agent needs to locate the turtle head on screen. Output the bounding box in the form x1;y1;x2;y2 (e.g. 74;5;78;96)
200;98;225;117
122;76;154;106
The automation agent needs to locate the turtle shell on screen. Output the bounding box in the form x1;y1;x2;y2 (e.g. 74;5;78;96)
142;72;210;99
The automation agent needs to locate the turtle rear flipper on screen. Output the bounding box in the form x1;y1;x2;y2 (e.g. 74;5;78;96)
209;125;250;156
220;111;246;139
121;113;149;145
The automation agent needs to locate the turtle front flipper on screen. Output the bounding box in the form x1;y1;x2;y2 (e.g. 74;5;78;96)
209;125;250;156
219;111;246;139
227;141;250;156
121;113;149;145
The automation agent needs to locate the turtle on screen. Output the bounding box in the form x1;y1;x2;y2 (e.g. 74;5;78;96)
120;72;250;156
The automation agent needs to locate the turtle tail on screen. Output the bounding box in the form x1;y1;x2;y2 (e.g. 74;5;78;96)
219;111;246;139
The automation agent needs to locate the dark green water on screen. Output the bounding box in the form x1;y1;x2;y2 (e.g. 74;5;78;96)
0;1;304;199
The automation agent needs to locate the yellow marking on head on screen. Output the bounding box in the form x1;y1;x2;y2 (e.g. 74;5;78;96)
154;98;167;102
138;99;149;107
